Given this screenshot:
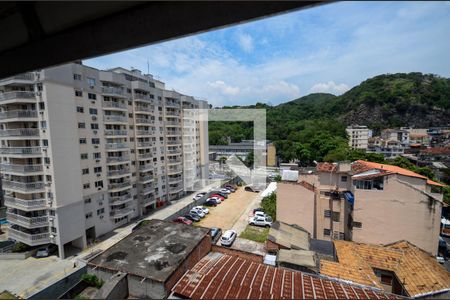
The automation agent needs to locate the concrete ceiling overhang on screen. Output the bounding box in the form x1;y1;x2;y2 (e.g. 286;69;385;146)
0;1;325;78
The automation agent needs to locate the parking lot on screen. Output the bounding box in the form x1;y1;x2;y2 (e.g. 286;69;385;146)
195;187;260;232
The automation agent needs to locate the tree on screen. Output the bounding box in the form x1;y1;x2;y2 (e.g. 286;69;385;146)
261;192;276;220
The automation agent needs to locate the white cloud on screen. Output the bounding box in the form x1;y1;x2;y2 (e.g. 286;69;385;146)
237;33;254;53
208;80;240;95
310;81;350;95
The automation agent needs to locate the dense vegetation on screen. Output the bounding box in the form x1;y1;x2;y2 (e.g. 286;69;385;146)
261;192;276;221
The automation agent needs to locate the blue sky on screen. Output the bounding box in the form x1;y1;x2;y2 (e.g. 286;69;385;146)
86;1;450;107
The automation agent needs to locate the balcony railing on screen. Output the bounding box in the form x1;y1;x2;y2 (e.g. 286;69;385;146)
108;181;131;190
0;73;35;83
139;175;154;182
107;168;130;177
141;186;154;195
135;118;154;124
104;115;128;123
138;153;152;159
102;87;124;95
165;111;181;117
104;129;128;136
7;213;48;228
8;227;50;246
165;121;181;126
110;207;133;218
167;140;182;145
110;194;133;205
134;95;153;103
142;196;155;206
167;159;182;165
137;142;152;148
0;146;41;155
106;156;130;163
138;164;153;171
2;180;45;191
4;195;47;210
168;177;182;184
0;128;39;137
166;149;182;154
0;110;37;120
0;164;43;173
135;106;154;113
0;91;35;102
167;167;183;174
103;101;128;109
136;130;155;136
105;142;128;150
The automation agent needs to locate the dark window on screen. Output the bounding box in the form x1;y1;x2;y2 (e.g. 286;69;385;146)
83;183;90;189
82;168;89;175
324;210;331;218
94;152;101;159
323;229;331;236
84;198;91;204
353;221;362;228
79;138;86;144
87;77;96;87
42;139;48;147
39;102;45;110
97;208;105;215
91;138;100;145
89;108;97;115
77;106;84;113
75;90;83;97
332;212;340;222
91;123;99;130
73;74;82;80
81;153;88;159
94;167;102;173
78;122;85;129
88;93;97;100
341;176;347;182
95;180;103;188
44;157;50;164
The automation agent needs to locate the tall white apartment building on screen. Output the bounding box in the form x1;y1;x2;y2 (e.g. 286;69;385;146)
0;62;209;257
346;125;370;150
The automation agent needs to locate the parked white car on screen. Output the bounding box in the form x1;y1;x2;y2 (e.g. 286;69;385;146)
192;206;209;214
190;209;205;218
220;230;237;246
249;215;273;227
254;211;267;218
219;188;231;194
193;192;206;201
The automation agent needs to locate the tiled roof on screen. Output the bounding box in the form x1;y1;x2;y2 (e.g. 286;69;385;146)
421;147;450;155
352;160;445;187
320;240;450;298
172;252;403;299
316;162;337;172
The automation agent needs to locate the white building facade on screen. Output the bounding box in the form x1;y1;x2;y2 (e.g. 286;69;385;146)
346;125;370;150
0;63;208;257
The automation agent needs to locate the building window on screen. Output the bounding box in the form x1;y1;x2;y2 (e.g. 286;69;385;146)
82;168;89;175
44;157;50;164
323;229;331;236
78;122;86;129
88;93;97;100
77;106;84;113
97;208;105;215
79;138;87;144
40;121;47;129
128;113;133;118
74;74;82;80
341;176;347;182
94;167;102;173
91;123;99;130
89;108;97;115
42;139;48;147
332;212;340;222
81;153;88;159
353;221;362;228
75;90;83;97
85;212;93;219
324;210;331;218
83;183;90;189
150;94;154;99
95;180;103;188
91;138;100;145
354;177;383;190
87;77;96;87
51;227;57;233
84;197;91;204
94;152;101;159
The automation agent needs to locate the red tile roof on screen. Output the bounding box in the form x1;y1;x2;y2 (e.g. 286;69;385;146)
171;252;403;299
316;162;337;172
352;160;445;187
421;147;450;155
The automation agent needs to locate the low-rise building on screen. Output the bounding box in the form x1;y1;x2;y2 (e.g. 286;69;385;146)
277;160;446;255
368;137;405;159
209;139;276;166
321;240;450;298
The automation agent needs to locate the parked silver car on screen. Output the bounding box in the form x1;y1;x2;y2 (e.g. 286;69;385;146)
220;230;237;246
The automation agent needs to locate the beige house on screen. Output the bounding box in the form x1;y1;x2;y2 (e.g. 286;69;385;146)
277;160;446;255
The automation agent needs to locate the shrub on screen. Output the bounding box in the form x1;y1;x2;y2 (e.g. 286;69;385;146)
261;192;276;221
11;242;30;253
81;274;104;288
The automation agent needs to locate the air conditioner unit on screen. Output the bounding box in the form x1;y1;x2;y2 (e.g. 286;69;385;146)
98;187;101;190
93;130;97;134
94;145;99;148
92;116;97;120
48;216;55;221
100;215;104;219
96;159;100;163
96;173;101;177
39;111;44;114
91;101;95;104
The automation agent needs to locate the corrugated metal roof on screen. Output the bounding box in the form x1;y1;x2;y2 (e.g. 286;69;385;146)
171;252;403;299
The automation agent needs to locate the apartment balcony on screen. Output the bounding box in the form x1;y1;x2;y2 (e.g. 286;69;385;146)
138;174;154;183
4;195;47;211
166;149;182;155
108;181;132;191
136;129;155;136
102;87;125;97
109;194;133;206
134;105;155;114
165;102;180;109
166;130;182;137
106;156;130;164
168;177;182;184
137;141;152;148
167;167;183;175
169;185;184;194
138;164;153;172
165;121;181;127
8;227;50;246
0;110;38;122
0;128;39;138
107;168;131;177
103;115;128;123
0;73;35;85
105;142;129;150
135;118;154;125
142;196;156;207
2;180;45;192
0;91;36;104
110;207;133;219
167;140;182;146
0;146;41;156
7;212;48;229
134;94;154;104
167;159;182;165
140;185;154;195
165;111;180;118
104;129;128;136
138;153;152;160
102;101;128;110
0;163;43;174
